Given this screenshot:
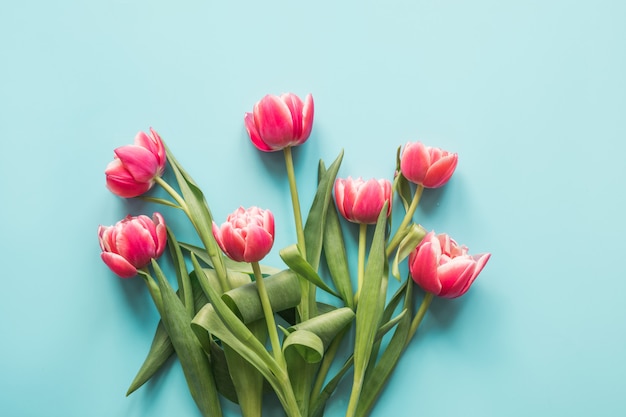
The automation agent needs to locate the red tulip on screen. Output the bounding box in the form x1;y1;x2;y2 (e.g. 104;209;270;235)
105;128;166;198
409;232;490;298
212;206;275;263
400;142;458;188
334;177;392;224
244;93;314;152
98;213;167;278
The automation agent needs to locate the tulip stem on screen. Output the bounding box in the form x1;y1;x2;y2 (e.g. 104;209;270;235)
284;146;314;321
386;184;423;257
354;223;368;304
407;292;433;344
251;261;285;368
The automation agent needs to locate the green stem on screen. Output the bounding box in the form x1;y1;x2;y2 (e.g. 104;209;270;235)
284;146;314;321
155;176;230;293
251;261;286;368
386;184;423;257
407;292;433;344
354;223;368;304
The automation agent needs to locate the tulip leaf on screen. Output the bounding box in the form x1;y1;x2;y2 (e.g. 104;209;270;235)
391;223;427;280
221;269;301;324
138;196;182;209
165;144;229;292
279;244;340;299
126;267;210;396
283;329;324;363
151;260;222;417
167;227;194;316
209;340;238;403
356;281;415;417
287;307;355;351
303;150;343;270
393;146;413;212
349;203;389;412
179;241;282;276
320;167;354;309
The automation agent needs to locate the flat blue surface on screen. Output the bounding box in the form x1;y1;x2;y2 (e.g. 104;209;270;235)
1;1;625;416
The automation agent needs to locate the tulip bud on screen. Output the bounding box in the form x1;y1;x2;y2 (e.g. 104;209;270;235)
244;93;314;152
105;128;167;198
409;231;490;298
98;213;167;278
334;177;392;224
212;206;275;263
400;142;458;188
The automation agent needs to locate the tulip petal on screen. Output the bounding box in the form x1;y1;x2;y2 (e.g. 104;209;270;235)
113;145;160;182
438;258;475;298
245;112;273;152
115;221;157;267
101;252;138;278
400;142;430;185
299;93;314;144
352;179;385;224
423;153;458;188
242;226;274;263
220;224;246;262
281;93;304;140
409;240;442;294
254;95;294;149
106;172;152;198
134;128;166;171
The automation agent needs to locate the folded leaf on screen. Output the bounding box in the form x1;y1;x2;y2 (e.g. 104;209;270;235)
279;244;340;298
391;224;426;280
221;269;301;323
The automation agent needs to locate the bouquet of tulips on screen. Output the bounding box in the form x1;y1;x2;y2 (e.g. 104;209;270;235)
98;92;490;417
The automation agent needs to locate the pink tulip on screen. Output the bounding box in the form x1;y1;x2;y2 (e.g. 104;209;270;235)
212;206;275;263
400;142;458;188
244;93;314;152
98;213;167;278
334;177;392;224
409;231;490;298
105;128;167;198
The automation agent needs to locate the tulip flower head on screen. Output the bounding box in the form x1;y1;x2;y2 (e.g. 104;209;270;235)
105;128;167;198
334;177;393;224
409;231;490;298
244;93;314;152
212;206;275;263
400;142;458;188
98;213;167;278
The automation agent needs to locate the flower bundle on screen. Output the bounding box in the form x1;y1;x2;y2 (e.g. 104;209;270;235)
98;92;490;417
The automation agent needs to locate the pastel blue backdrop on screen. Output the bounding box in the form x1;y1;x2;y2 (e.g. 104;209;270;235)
1;1;625;416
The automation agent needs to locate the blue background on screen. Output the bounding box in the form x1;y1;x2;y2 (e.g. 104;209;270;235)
1;1;625;416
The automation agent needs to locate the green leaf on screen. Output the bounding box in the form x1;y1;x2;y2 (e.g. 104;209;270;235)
283;330;324;363
391;223;427;280
126;267;210;396
221;269;301;324
287;307;354;351
151;260;222;417
279;244;340;298
348;203;389;413
165;145;229;292
138;196;182;209
321;178;354;309
355;282;414;417
303;150;343;270
393;146;413;212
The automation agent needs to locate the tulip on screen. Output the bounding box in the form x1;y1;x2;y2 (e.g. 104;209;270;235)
212;206;275;263
400;142;458;188
334;177;392;224
98;213;167;278
105;128;167;198
408;231;490;298
244;93;314;152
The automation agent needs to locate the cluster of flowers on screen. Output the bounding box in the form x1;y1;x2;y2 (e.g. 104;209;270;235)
98;92;490;417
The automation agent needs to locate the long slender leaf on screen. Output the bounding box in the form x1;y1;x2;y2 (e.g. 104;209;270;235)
151;260;222;417
348;203;389;413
